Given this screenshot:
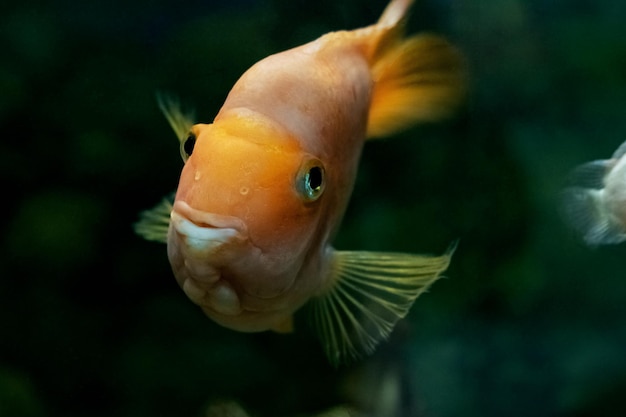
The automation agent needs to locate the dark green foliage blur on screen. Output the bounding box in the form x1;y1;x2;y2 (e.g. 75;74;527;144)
1;0;625;416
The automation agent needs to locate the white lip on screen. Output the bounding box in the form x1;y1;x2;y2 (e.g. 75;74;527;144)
172;201;247;230
169;201;248;254
171;210;239;251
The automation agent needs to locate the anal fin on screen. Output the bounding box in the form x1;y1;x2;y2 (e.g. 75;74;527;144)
270;316;294;334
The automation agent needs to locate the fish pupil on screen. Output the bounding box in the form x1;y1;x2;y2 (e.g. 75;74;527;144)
184;133;196;156
307;166;323;192
298;161;325;201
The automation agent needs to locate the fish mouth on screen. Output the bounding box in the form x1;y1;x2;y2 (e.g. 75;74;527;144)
169;201;288;318
170;200;248;246
168;201;249;316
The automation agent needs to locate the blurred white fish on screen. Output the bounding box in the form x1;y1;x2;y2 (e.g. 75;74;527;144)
561;140;626;245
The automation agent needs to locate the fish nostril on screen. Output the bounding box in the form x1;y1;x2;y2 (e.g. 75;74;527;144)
239;186;249;195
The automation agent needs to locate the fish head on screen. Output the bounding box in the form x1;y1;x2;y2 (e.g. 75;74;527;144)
168;111;329;330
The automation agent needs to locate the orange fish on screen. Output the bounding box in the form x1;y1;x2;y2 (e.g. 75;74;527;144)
136;0;464;365
561;140;626;246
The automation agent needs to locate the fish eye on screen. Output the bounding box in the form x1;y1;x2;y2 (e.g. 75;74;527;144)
180;132;196;162
297;160;325;201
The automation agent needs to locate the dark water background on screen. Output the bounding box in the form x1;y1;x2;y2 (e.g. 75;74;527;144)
2;0;625;416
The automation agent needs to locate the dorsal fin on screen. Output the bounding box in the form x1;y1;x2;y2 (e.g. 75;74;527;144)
365;0;465;139
377;0;414;29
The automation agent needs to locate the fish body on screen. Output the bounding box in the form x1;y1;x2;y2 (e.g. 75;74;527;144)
136;0;464;364
562;140;626;246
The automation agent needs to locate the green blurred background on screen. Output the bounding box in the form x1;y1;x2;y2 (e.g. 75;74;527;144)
1;0;625;416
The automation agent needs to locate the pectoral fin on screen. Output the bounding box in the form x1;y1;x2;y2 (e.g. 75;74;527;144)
561;187;626;245
611;140;626;160
560;158;626;246
565;160;612;190
134;195;174;243
311;242;457;366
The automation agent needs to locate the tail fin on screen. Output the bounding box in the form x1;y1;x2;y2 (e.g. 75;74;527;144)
366;0;465;139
